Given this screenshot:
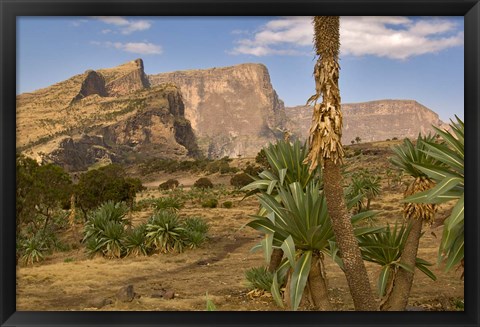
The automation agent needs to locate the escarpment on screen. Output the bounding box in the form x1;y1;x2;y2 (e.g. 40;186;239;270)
148;63;287;158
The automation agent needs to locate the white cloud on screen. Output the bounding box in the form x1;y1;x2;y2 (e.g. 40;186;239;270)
92;41;163;55
92;16;152;34
230;16;463;60
71;19;89;27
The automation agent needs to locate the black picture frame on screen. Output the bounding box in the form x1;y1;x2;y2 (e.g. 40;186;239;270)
1;1;478;326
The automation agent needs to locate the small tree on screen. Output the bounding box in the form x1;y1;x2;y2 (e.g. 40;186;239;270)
355;136;361;144
76;164;143;218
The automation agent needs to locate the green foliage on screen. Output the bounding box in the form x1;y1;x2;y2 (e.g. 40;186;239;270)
358;223;436;297
16;154;72;230
243;164;262;176
390;134;438;178
244;139;381;310
141;157;236;175
222;201;233;209
206;159;238;174
248;180;380;310
83;201;129;258
153;197;184;213
19;233;47;265
124;223;148;256
345;169;381;213
245;266;276;291
242;139;321;197
230;173;253;189
205;293;217;311
255;149;270;168
201;198;218;208
76;164;143;215
145;211;185;253
403;117;464;271
132;198;156;211
194;177;214;189
159;179;179;190
182;217;209;249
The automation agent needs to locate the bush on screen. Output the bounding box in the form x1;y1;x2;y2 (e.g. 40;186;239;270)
133;198;155;211
194;177;213;189
123;223;148;257
230;173;253;188
159;179;179;190
76;164;143;216
145;211;185;253
83;201;129;258
201;198;218;208
255;149;269;168
19;234;47;265
243;164;262;176
152;197;184;213
16;154;73;233
182;217;209;249
222;201;233;209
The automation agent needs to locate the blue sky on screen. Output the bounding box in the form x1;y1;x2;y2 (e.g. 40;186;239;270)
17;16;464;122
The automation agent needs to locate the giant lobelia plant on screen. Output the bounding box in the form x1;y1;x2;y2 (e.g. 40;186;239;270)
403;117;464;272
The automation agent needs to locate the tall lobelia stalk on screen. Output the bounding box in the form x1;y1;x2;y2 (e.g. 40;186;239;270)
303;16;377;311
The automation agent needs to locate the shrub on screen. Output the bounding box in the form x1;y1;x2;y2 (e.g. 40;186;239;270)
182;217;209;249
194;177;213;189
201;198;218;208
16;154;72;232
245;266;276;291
222;201;233;209
230;173;253;188
152;197;184;213
146;211;185;253
83;201;129;258
243;164;262;176
159;179;179;190
19;234;47;265
124;223;148;256
255;149;269;168
76;164;143;216
133;198;155;211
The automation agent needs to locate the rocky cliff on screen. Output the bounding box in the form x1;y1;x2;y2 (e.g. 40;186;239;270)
286;100;449;144
17;58;451;172
17;59;198;171
148;63;286;158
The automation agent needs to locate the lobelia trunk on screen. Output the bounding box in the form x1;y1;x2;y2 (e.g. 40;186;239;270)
323;159;377;311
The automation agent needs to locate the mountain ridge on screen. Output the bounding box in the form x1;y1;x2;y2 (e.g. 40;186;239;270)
17;58;448;171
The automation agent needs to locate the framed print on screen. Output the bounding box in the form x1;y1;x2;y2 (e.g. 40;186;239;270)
1;0;479;326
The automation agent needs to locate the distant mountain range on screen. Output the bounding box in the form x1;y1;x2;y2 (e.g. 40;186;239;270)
16;59;448;171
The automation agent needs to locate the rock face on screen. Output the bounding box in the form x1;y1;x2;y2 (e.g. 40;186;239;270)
286;100;449;144
17;58;451;172
149;63;286;158
17;59;199;171
71;70;108;103
101;59;151;97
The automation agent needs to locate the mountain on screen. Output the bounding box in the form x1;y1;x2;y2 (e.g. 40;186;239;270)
17;59;199;171
17;58;449;172
285;100;449;144
148;63;286;158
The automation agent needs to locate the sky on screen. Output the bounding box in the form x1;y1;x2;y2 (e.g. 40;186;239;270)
17;16;464;122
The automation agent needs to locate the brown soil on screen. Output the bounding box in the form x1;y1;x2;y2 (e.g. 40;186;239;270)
16;146;464;311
